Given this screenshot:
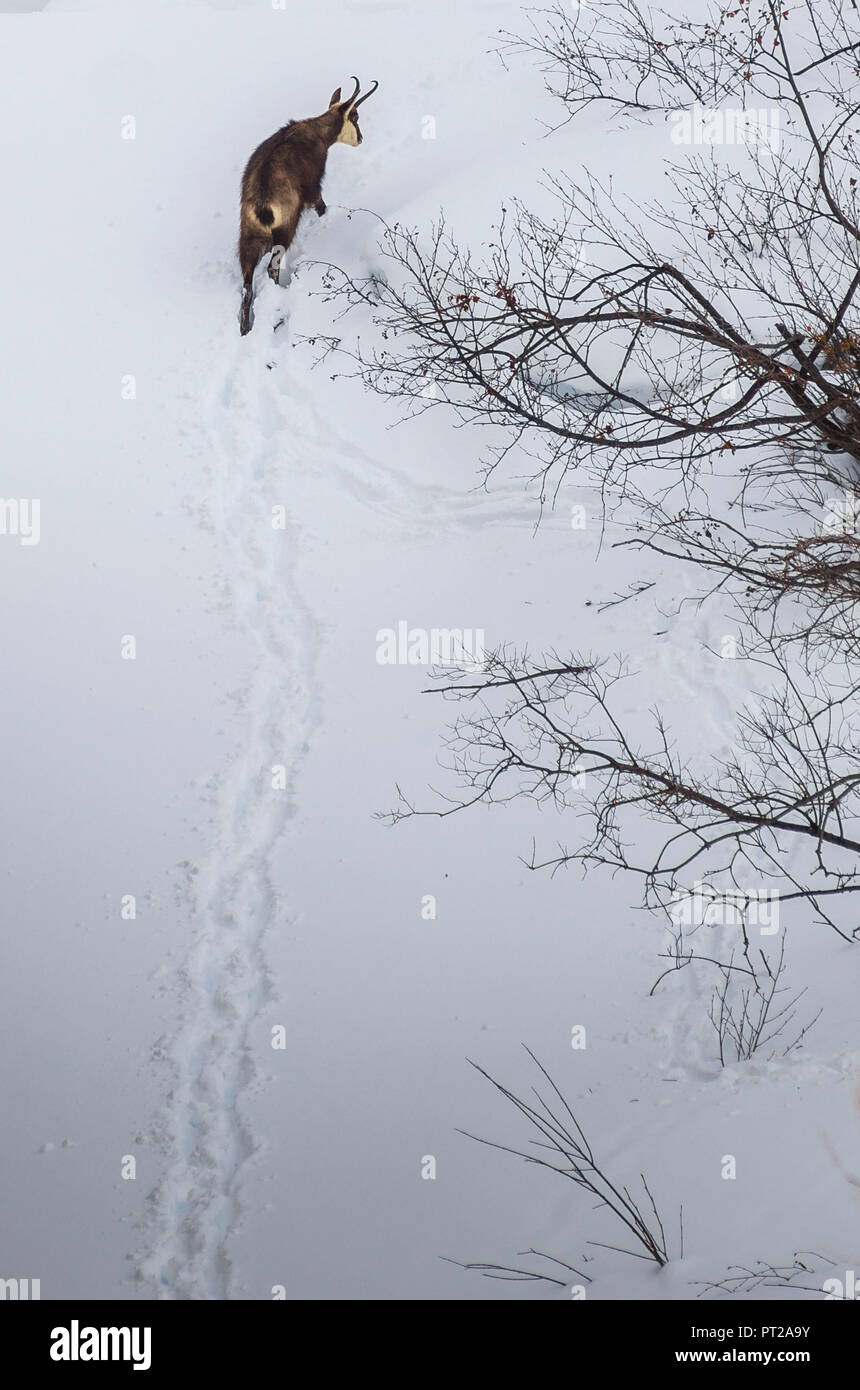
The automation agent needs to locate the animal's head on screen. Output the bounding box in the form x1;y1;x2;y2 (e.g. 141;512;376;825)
328;76;379;146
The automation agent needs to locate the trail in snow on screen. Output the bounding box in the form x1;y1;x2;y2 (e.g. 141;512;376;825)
136;287;323;1298
130;218;578;1295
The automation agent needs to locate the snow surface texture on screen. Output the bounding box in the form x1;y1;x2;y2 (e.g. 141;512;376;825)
0;0;858;1301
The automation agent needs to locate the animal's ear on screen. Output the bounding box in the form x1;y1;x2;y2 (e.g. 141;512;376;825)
329;87;342;108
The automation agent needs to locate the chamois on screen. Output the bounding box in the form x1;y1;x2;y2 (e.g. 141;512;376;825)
238;76;378;335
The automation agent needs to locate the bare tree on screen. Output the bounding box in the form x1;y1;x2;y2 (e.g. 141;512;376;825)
316;1;860;691
311;1;860;1287
390;644;860;942
706;935;821;1064
310;3;860;984
325;1;860;501
693;1251;842;1298
453;1048;676;1272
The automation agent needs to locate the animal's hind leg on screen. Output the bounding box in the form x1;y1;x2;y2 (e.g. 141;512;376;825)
240;284;254;336
238;228;269;335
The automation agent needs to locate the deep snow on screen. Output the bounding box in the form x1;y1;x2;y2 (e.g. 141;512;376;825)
0;0;858;1301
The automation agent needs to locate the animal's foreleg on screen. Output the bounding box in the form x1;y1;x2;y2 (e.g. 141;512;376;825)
314;197;327;217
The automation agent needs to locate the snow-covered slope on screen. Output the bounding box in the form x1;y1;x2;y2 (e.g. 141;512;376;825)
0;0;857;1301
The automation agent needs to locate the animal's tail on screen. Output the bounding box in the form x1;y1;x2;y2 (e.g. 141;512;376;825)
254;205;275;228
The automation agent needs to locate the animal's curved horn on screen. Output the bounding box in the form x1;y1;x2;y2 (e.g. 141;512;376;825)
343;76;360;107
352;79;379;109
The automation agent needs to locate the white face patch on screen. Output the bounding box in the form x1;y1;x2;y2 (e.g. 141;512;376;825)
336;113;360;146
